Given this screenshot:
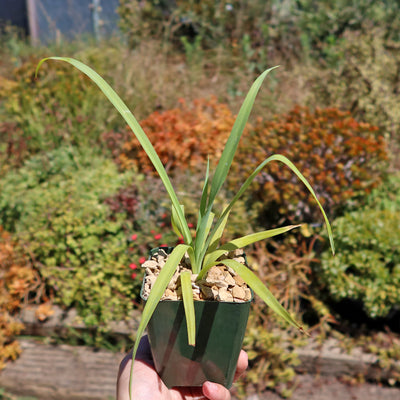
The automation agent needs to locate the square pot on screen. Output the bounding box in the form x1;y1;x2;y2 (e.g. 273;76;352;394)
141;287;251;388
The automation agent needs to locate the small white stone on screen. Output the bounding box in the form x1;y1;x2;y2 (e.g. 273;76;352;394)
217;287;234;302
233;274;246;287
232;286;247;301
142;260;158;269
223;271;236;286
233;256;246;265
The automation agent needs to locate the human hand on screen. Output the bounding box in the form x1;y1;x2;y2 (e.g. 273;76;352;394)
117;335;248;400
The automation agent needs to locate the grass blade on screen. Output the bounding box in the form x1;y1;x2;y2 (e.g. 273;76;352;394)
207;205;230;254
200;225;300;278
205;154;335;261
218;225;300;252
35;57;192;243
199;159;210;218
180;270;196;346
193;210;214;273
171;204;185;238
207;66;279;209
220;259;304;332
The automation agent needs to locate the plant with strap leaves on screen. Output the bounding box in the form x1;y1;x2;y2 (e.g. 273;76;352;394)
35;58;335;398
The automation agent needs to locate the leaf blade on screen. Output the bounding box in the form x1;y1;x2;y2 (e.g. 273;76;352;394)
208;66;279;208
204;153;335;261
36;57;193;243
181;271;196;346
199;158;210;218
220;259;303;331
207;206;231;254
200;225;300;278
193;210;215;273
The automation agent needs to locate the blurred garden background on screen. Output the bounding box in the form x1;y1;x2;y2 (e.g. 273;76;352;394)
0;0;399;399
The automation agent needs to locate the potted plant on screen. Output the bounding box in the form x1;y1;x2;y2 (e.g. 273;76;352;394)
35;58;335;396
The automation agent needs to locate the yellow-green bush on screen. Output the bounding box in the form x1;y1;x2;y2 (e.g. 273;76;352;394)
0;147;140;328
303;29;400;152
0;57;113;157
319;208;400;319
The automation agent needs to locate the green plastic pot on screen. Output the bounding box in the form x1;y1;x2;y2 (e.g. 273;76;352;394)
140;247;252;389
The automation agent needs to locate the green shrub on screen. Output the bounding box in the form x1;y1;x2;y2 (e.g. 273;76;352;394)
363;174;400;212
295;0;400;60
117;0;306;67
230;106;388;228
117;0;172;48
319;207;400;319
118;0;400;66
0;147;214;330
0;147;140;327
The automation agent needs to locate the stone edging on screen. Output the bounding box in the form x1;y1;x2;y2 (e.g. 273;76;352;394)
0;339;122;400
16;305;400;383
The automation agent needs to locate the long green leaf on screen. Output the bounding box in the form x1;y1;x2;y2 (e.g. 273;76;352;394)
171;204;185;238
199;225;300;278
207;205;231;254
202;154;335;264
207;66;279;209
128;244;189;399
193;210;214;273
220;259;304;332
35;57;192;244
180;271;196;346
199;159;210;218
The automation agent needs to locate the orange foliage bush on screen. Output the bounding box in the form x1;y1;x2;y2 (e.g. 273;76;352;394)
0;227;41;370
118;97;236;175
231;106;389;225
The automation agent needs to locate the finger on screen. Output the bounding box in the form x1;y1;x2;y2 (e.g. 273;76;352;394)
234;350;248;381
202;381;231;400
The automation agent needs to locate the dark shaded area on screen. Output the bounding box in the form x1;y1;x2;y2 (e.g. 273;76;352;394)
301;295;400;335
0;0;28;34
330;299;400;334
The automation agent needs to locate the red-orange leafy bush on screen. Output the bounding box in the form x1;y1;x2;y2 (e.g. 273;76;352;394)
0;227;42;370
231;106;388;226
118;97;236;175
